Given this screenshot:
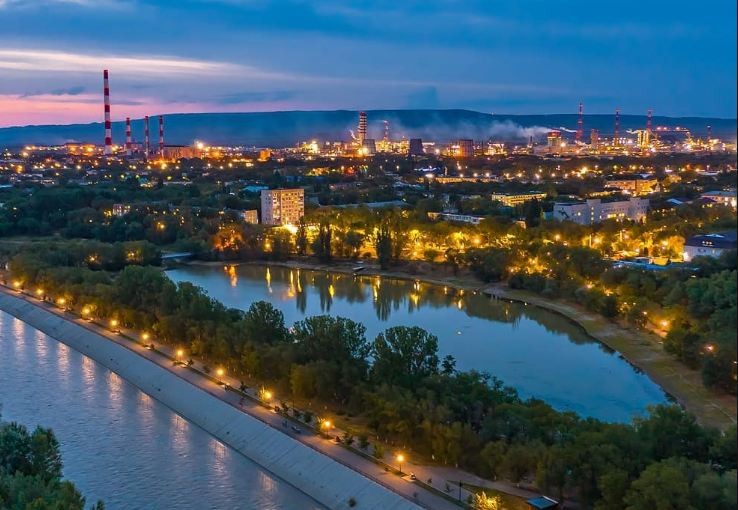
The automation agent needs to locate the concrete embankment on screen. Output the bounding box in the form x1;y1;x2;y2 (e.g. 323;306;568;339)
0;292;421;510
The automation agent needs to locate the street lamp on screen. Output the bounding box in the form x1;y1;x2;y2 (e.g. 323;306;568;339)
12;280;22;291
176;349;184;361
35;288;44;299
320;419;333;435
109;319;119;333
216;367;225;380
81;306;92;320
56;297;66;309
396;453;405;475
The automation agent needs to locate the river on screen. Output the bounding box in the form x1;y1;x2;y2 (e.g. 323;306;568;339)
167;264;668;423
0;311;324;510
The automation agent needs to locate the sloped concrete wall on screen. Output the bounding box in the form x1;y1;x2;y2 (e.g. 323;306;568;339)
0;293;420;510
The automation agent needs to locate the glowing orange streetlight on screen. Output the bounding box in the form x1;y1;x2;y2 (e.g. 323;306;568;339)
12;280;22;291
109;319;119;333
396;453;405;475
35;288;44;298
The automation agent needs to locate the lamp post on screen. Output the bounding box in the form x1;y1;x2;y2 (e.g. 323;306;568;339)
396;453;405;475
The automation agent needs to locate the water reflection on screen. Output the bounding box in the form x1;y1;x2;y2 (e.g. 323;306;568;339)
0;312;323;510
168;264;668;422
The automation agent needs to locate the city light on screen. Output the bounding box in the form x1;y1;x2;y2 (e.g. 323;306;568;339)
396;453;405;474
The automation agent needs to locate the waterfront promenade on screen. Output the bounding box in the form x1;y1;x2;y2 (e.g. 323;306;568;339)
0;285;471;510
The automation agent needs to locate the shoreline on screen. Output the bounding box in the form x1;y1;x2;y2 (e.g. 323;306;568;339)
184;258;736;430
0;287;437;510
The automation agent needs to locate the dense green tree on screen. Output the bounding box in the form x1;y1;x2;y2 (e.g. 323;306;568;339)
372;326;439;386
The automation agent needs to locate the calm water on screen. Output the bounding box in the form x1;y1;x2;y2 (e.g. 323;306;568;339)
168;264;668;422
0;311;324;510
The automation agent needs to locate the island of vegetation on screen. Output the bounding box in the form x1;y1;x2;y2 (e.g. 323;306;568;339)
0;414;103;509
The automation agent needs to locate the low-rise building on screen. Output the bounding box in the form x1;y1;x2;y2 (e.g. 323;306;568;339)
490;191;547;207
553;197;649;225
683;232;736;262
427;212;484;225
260;188;305;226
112;203;131;217
605;176;659;195
240;209;259;224
701;190;737;209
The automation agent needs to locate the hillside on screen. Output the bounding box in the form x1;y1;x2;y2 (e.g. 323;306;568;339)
1;110;735;147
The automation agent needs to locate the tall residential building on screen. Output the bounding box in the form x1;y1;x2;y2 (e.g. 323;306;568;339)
260;188;305;226
552;197;649;225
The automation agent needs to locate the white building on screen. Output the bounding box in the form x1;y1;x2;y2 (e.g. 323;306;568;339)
260;188;305;226
701;190;737;209
490;191;547;207
552;197;648;225
683;232;737;262
427;212;484;225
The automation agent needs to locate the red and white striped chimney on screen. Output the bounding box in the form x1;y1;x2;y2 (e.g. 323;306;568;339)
144;115;150;158
103;70;112;155
158;115;164;157
125;117;132;156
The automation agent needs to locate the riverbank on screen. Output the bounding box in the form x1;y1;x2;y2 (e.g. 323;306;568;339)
199;258;736;430
0;287;436;510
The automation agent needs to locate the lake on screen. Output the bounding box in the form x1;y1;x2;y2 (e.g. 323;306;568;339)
166;264;668;423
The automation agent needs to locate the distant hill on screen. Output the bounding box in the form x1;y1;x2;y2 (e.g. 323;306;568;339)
1;110;735;147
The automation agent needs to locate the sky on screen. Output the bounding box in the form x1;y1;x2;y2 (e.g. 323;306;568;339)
0;0;736;127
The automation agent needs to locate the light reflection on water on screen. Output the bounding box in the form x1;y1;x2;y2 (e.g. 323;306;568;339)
0;312;324;510
168;264;668;423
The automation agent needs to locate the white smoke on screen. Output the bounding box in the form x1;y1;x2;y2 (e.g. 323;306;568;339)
488;120;552;139
556;126;578;133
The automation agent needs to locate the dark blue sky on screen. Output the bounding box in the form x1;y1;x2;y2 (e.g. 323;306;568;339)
0;0;735;126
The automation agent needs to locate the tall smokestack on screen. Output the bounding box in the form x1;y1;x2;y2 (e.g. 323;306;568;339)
576;102;584;142
144;116;150;159
646;109;652;134
358;111;367;145
103;70;112;155
125;117;132;156
158;115;164;157
614;108;620;146
707;125;712;140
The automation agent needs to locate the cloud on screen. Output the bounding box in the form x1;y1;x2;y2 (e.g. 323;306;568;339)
405;86;439;109
21;86;86;97
0;48;291;80
0;0;129;9
214;90;297;104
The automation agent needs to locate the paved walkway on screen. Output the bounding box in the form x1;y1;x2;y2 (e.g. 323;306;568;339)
2;285;471;510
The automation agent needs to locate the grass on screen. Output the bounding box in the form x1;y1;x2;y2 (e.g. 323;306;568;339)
496;287;737;430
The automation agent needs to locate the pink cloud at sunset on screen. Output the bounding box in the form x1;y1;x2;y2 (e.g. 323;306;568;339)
0;93;314;128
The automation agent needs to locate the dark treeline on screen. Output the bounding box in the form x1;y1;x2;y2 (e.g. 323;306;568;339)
0;415;104;509
5;248;736;509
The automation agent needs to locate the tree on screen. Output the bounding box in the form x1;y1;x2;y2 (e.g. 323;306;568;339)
295;219;309;256
635;405;711;462
375;220;393;269
524;198;542;228
372;326;439;386
623;458;703;510
312;218;332;262
243;301;288;344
